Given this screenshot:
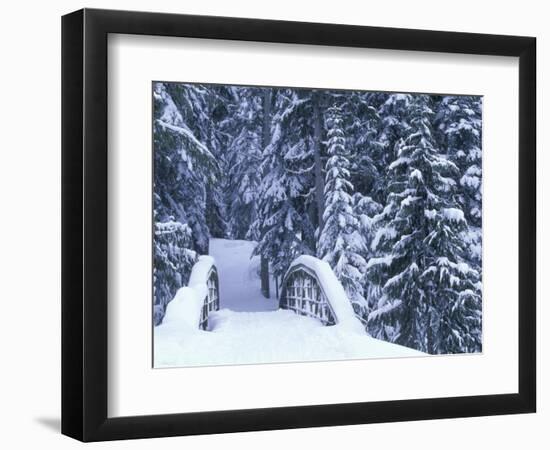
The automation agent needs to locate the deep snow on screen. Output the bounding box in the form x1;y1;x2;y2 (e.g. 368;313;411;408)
209;238;278;312
155;308;422;367
154;238;423;368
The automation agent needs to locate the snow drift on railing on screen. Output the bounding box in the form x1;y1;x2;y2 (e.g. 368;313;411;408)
163;255;216;330
188;255;216;288
286;255;365;334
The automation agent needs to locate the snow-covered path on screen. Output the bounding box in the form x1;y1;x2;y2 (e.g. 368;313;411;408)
209;238;278;312
154;238;423;368
155;308;422;367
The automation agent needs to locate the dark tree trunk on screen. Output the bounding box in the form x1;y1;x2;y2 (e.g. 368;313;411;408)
260;89;272;298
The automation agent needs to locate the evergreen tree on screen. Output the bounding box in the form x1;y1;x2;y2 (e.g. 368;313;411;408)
252;88;315;280
342;91;385;201
377;94;413;173
318;106;367;312
153;219;197;325
224;87;264;239
197;85;232;241
353;192;383;315
421;207;482;353
152;82;218;324
151;82;483;353
435;95;483;269
366;95;475;353
153;82;219;254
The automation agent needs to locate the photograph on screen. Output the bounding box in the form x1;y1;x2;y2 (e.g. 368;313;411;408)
152;81;483;368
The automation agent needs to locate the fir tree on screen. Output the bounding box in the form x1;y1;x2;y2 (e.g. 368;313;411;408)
318;106;367;312
252;89;315;280
367;95;482;353
151;82;483;352
153;82;219;254
353;192;383;315
153;218;197;325
152;82;218;323
224;87;264;239
377;94;413;173
421;207;482;353
435;95;483;269
342;91;385;201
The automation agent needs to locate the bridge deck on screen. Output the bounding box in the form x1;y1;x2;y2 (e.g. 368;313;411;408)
155;307;422;367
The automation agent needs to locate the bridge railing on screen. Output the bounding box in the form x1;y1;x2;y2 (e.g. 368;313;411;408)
280;264;337;325
280;255;365;333
162;255;219;331
198;267;219;330
188;257;220;330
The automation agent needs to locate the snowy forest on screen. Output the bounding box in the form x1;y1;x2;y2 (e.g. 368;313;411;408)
153;81;482;355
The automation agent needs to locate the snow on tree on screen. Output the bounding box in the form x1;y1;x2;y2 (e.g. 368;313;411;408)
342;91;385;201
153;219;197;325
151;82;483;355
421;208;482;353
223;87;264;240
435;95;483;270
377;94;413;171
353;192;383;315
366;95;481;353
317;105;367;313
153;82;219;324
153;82;219;255
251;89;316;280
202;86;237;240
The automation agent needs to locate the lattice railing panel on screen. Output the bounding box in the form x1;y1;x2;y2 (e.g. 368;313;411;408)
280;266;336;326
199;267;219;330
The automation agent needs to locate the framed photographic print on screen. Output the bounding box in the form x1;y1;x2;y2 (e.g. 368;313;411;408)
62;8;536;441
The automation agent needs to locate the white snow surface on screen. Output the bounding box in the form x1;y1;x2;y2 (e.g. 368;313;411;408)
156;119;214;159
162;286;205;330
155;239;423;368
442;207;466;223
365;254;394;270
155;308;422;367
210;238;279;312
162;255;215;329
188;255;216;288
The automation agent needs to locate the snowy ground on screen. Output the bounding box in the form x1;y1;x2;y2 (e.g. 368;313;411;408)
155;308;422;367
209;238;278;311
154;238;423;368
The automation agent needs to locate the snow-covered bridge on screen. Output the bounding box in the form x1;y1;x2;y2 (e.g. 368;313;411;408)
154;239;422;367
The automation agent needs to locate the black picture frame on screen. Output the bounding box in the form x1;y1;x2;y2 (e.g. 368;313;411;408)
61;8;536;442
